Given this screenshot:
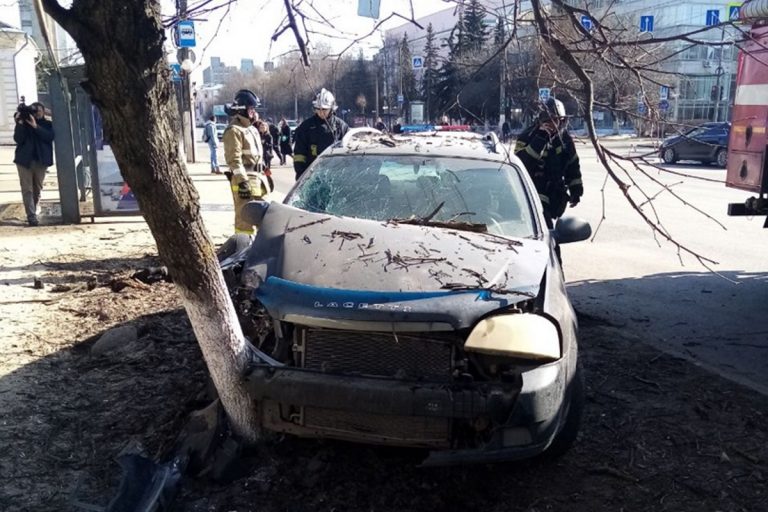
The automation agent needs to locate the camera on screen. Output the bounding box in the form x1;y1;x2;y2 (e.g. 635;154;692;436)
16;102;37;122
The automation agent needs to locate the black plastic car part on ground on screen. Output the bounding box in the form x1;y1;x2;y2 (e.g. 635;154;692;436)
660;122;730;167
222;129;592;465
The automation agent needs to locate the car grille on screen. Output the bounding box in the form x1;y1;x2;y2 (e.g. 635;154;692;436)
298;328;455;382
303;407;450;447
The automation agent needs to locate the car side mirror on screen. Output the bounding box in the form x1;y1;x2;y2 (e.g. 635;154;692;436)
553;216;592;244
241;200;270;227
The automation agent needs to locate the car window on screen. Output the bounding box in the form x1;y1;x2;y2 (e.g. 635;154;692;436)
286;155;536;238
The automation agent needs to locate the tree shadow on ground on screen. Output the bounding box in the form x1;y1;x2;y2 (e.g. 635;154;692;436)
2;270;767;512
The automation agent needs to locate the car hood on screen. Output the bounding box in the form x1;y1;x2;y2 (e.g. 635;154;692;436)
242;203;550;329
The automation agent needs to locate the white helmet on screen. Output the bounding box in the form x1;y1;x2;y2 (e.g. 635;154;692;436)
313;88;337;110
542;97;566;119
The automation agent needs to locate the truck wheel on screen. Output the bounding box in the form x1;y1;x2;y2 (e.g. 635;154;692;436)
716;149;727;168
662;148;677;164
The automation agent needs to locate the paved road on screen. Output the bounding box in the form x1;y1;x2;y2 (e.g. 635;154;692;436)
562;138;768;394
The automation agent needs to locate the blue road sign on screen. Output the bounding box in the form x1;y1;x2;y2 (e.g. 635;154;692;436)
659;99;670;111
728;3;741;21
397;94;404;104
357;0;381;19
581;15;593;31
170;63;181;82
660;85;669;100
177;20;196;48
706;9;720;26
412;56;423;70
638;101;647;114
640;15;654;33
539;87;551;101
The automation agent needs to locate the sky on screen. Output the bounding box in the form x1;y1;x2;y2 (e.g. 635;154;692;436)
167;0;454;80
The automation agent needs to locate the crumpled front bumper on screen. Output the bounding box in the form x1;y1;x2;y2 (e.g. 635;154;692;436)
244;356;568;465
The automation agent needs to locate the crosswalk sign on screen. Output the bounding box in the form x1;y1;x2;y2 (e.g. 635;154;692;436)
170;63;181;82
539;88;551;101
728;3;742;21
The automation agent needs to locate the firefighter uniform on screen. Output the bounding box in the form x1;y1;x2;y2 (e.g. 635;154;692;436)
515;124;583;223
223;116;270;235
292;114;349;180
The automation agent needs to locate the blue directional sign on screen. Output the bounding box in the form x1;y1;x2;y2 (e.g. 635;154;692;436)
659;99;670;111
412;56;423;70
170;63;181;82
640;15;654;33
539;87;551;101
397;94;404;104
659;85;669;100
177;20;196;48
706;9;720;26
728;3;742;21
581;15;593;31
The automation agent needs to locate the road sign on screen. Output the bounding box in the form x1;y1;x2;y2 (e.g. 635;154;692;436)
638;101;647;114
728;3;742;21
412;56;423;70
170;63;181;82
357;0;381;19
706;9;720;26
580;15;593;31
213;104;226;116
397;94;404;104
177;20;196;48
640;15;654;33
659;85;669;100
539;87;551;101
659;99;670;111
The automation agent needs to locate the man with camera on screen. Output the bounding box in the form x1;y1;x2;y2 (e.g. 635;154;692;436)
13;101;54;226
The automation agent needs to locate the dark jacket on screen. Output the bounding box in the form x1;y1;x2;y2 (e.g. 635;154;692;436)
268;123;281;157
293;114;349;178
514;123;582;219
279;123;292;155
14;117;55;168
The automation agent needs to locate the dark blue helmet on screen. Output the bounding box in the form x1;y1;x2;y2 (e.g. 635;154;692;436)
226;89;260;116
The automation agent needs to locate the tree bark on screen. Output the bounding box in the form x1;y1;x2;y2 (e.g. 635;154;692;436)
41;0;261;440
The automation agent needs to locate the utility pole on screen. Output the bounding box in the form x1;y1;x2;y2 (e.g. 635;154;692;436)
398;42;403;121
713;26;726;123
176;0;196;163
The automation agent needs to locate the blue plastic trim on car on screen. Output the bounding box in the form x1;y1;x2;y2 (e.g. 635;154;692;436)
254;276;486;310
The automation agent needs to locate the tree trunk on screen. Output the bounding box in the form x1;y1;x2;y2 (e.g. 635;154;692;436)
41;0;260;440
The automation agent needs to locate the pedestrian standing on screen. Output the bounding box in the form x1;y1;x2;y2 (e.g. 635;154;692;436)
514;97;583;228
278;117;292;165
293;88;348;181
222;89;270;237
267;119;282;166
13;101;54;227
203;115;221;174
255;120;274;171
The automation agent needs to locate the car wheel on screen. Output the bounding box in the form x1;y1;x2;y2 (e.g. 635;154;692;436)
544;364;585;458
715;148;727;168
662;147;677;164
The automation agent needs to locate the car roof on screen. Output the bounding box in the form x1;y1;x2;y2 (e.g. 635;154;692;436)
326;127;518;165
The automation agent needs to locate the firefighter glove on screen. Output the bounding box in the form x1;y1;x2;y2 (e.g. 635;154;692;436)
569;184;583;207
237;182;253;200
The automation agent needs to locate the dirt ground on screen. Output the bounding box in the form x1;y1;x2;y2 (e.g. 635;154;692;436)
1;219;767;512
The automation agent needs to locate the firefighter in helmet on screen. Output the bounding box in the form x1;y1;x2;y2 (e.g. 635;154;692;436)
222;89;272;237
292;88;349;181
515;97;583;227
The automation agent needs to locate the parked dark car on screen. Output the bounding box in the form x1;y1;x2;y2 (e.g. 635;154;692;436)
660;122;730;167
221;128;591;465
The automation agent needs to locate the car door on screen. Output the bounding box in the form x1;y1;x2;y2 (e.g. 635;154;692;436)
693;126;724;161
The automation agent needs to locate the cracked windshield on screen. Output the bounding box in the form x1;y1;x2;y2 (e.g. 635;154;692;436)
287;155;536;238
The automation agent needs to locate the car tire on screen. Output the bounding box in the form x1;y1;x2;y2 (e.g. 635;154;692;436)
544;364;585;458
715;148;727;168
662;147;677;164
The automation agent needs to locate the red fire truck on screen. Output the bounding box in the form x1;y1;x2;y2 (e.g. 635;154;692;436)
727;4;768;227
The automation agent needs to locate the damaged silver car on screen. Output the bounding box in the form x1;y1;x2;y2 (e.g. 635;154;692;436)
221;128;592;466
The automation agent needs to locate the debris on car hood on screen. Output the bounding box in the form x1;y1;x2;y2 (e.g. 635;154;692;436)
241;203;548;329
